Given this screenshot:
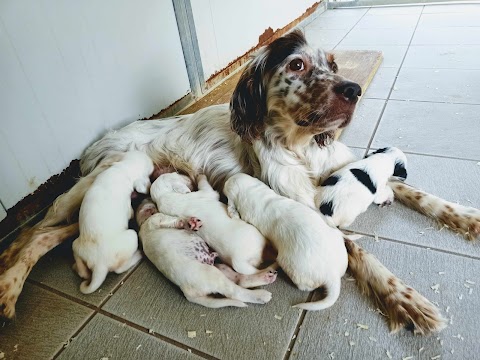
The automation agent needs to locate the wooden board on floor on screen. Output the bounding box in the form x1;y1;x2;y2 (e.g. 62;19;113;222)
180;50;384;137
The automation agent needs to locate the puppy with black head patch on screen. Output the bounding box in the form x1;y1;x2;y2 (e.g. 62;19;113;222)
316;147;407;228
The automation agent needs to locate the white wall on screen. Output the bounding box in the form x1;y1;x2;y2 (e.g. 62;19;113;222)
0;0;190;208
190;0;317;80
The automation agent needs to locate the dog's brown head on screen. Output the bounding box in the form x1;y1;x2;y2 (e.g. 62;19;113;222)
230;30;361;145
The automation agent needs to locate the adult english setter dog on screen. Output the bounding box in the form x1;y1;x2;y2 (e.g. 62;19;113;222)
1;30;479;334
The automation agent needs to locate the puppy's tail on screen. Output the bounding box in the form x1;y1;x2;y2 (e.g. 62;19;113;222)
80;264;108;294
292;278;341;311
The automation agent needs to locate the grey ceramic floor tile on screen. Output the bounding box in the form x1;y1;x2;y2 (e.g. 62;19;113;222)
321;8;369;18
304;28;350;49
341;28;414;46
418;13;480;28
57;314;202;360
304;14;361;30
102;261;309;360
345;153;480;258
412;27;480;45
367;6;423;15
29;239;139;306
0;283;93;360
339;99;385;148
423;3;480;14
372;100;480;160
362;67;398;99
391;68;480;104
355;14;419;29
291;238;480;360
403;45;480;70
335;44;408;68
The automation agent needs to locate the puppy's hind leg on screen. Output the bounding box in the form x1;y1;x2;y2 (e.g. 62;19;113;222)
73;252;90;279
216;264;277;288
184;293;247;308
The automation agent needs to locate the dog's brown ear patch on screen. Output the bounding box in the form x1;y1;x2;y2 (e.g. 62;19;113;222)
327;53;338;73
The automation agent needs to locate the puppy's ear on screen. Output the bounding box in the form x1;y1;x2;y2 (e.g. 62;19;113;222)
230;50;269;143
134;178;151;194
393;161;407;181
326;53;338;73
173;182;192;194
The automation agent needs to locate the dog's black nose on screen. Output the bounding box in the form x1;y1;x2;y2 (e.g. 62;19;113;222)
334;81;362;102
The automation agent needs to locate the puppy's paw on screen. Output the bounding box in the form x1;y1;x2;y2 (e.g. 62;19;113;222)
264;270;277;284
251;289;272;304
378;199;393;208
187;217;203;231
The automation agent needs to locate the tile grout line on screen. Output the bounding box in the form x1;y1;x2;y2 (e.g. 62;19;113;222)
96;259;144;309
350;230;480;261
363;97;480;106
331;9;371;50
282;291;315;360
364;5;425;152
28;277;217;360
94;309;220;360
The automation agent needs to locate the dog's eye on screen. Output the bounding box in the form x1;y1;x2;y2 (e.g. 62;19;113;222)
289;59;304;71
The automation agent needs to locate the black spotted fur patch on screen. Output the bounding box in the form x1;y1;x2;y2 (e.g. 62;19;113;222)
350;168;377;194
321;175;340;186
319;201;334;216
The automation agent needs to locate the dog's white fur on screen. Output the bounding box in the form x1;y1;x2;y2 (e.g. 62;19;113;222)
136;198;274;308
149;173;269;275
316;147;408;228
224;173;359;311
72;151;153;294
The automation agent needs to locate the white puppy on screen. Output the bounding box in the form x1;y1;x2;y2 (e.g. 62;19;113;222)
224;173;360;311
72;150;153;294
136;198;275;308
150;173;270;275
316;147;408;228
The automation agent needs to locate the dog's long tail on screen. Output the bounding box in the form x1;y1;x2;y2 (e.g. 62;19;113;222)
292;278;341;311
80;264;108;294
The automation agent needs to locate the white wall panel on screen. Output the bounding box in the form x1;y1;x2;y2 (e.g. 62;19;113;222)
191;0;316;79
0;0;190;209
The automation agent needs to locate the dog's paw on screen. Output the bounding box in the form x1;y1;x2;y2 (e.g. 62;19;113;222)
251;289;272;304
188;217;203;231
0;268;24;319
383;279;447;335
437;205;480;241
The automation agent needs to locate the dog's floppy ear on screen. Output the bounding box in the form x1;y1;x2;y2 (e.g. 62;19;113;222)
230;50;269;143
393;161;407;180
326;53;338;73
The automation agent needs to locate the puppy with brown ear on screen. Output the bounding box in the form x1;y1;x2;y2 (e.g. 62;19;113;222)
150;172;271;275
224;173;361;311
316;147;408;228
72;151;153;294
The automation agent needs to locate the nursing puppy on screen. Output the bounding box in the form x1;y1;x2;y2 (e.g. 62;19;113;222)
72;151;153;294
150;173;269;275
224;173;359;311
136;198;275;308
316;147;408;228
